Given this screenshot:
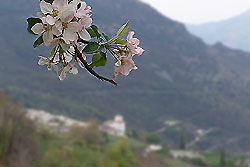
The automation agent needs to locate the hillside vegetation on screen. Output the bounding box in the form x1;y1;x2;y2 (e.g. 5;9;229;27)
0;93;247;167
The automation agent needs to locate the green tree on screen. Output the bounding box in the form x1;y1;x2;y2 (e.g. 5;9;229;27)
67;119;104;146
0;93;39;167
145;133;161;144
219;147;226;167
98;139;139;167
179;132;186;150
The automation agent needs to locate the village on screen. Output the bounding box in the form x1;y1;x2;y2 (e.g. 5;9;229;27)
25;109;250;167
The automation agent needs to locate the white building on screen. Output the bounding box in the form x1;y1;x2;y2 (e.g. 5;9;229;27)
171;150;203;159
26;109;86;132
100;115;126;137
144;144;163;155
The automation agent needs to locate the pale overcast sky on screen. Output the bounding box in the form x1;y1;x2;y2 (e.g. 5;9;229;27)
139;0;250;24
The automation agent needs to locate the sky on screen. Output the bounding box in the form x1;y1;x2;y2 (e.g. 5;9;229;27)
139;0;250;25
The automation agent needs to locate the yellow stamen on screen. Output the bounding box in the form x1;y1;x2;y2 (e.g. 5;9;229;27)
121;59;126;65
51;10;59;17
44;25;49;31
62;22;68;29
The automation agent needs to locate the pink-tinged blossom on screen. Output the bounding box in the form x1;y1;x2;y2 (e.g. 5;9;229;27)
31;23;53;46
62;22;81;43
75;2;92;19
78;17;92;41
58;63;78;81
38;56;59;72
49;38;70;51
127;31;144;56
32;0;81;46
40;0;79;24
113;56;137;79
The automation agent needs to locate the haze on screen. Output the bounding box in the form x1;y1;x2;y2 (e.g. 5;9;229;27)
139;0;250;24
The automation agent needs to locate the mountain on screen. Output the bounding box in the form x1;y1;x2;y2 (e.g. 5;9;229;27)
186;10;250;52
2;0;250;154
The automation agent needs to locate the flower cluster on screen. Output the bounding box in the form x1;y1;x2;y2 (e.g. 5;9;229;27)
112;32;144;78
31;0;91;80
27;0;144;85
32;0;92;46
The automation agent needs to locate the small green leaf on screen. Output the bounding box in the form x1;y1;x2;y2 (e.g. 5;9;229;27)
33;36;43;48
50;47;56;56
43;0;54;4
91;25;101;38
90;52;107;68
109;21;130;43
117;21;130;37
27;18;42;35
115;39;127;45
100;44;105;51
102;33;110;41
86;28;97;38
83;42;101;54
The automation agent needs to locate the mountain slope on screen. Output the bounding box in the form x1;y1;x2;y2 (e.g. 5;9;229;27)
186;10;250;52
2;0;250;153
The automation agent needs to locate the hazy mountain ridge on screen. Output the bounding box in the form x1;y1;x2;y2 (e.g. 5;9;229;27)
2;0;250;153
186;10;250;52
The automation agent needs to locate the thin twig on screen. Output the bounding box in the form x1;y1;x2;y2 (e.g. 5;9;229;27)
73;45;118;86
77;38;90;44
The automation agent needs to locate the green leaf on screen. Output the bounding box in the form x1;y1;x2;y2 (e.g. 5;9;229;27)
33;36;43;48
109;21;130;43
102;33;110;41
91;25;101;38
43;0;54;4
27;18;42;35
83;42;101;54
117;21;130;37
50;47;56;56
115;39;127;45
90;52;107;68
86;28;97;38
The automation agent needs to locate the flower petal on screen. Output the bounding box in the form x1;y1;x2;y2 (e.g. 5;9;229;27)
49;38;60;49
135;47;144;56
51;64;59;74
43;31;53;46
31;23;45;35
127;31;135;41
59;8;74;22
52;25;62;36
52;0;67;10
40;1;53;14
37;12;45;18
59;71;67;81
79;17;92;28
64;53;73;63
38;56;49;66
53;53;60;62
130;38;140;45
63;29;77;42
60;42;70;51
46;15;56;25
68;22;81;32
69;67;78;74
79;29;91;41
69;0;81;10
78;44;86;52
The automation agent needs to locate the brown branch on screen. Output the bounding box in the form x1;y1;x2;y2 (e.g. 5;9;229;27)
74;45;118;86
77;39;90;44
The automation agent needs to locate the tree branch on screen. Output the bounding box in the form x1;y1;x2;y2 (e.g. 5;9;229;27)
77;39;90;44
74;45;118;86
